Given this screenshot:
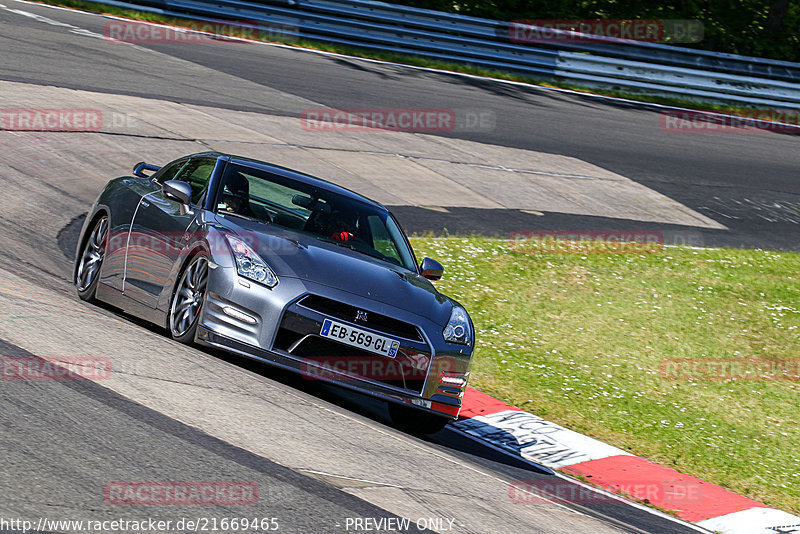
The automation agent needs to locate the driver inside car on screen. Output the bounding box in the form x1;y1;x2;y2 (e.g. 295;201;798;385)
218;172;256;218
327;211;359;242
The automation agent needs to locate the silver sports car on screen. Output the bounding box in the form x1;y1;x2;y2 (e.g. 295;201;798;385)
74;152;473;433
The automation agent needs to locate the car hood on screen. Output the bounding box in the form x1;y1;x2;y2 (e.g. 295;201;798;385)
216;217;454;321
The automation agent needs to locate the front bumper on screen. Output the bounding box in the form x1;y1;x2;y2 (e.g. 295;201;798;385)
196;326;464;419
195;265;471;419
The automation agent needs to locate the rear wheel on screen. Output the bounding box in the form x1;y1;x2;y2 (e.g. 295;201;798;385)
388;402;449;435
75;215;109;302
169;254;208;344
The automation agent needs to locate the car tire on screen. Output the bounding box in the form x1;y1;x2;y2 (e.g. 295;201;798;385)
168;254;209;344
388;402;449;435
75;215;109;302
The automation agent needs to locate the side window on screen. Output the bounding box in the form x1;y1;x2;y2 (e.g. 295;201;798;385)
152;159;187;184
174;157;217;206
367;215;402;264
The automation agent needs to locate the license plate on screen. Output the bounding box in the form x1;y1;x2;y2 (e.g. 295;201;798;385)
319;319;400;358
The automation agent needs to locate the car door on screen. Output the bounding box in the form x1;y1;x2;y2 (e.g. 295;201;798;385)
123;156;217;308
99;176;162;292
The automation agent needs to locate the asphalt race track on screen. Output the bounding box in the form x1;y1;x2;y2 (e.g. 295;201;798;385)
2;1;799;250
0;1;796;533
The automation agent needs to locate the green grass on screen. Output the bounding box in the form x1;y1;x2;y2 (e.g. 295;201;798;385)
31;0;800;511
409;235;800;515
31;0;785;115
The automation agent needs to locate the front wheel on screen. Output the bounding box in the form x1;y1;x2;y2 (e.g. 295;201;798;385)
75;215;109;302
169;254;209;344
388;402;449;435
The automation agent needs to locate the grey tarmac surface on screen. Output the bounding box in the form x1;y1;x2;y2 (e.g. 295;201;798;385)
0;1;799;250
0;121;703;534
0;237;670;534
0;337;436;534
0;2;772;533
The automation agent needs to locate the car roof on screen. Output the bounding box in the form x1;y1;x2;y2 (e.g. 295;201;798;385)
191;152;388;211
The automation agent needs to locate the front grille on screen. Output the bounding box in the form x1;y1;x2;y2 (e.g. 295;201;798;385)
273;298;432;396
298;295;424;342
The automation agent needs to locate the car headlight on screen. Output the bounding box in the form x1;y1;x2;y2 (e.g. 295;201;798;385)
443;306;472;345
224;235;278;288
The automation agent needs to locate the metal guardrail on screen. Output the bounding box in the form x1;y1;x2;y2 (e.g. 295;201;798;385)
93;0;800;107
286;0;800;83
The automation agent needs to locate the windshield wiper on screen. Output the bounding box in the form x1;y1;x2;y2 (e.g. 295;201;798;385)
332;240;390;262
220;212;265;224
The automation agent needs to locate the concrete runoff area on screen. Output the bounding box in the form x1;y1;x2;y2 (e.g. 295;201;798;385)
0;80;723;230
0;5;782;531
0;265;640;534
0;79;709;533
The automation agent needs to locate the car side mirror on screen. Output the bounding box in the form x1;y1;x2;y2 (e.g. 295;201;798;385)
133;161;161;178
162;180;192;205
420;258;444;280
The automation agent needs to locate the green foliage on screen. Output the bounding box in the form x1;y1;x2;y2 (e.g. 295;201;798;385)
395;0;800;61
410;235;800;514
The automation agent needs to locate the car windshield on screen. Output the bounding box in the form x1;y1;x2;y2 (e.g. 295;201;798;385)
215;162;417;272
